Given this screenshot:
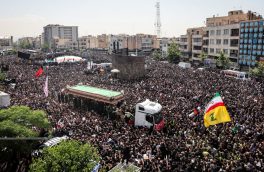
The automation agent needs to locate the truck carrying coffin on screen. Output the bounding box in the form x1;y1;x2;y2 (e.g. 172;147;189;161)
65;85;124;105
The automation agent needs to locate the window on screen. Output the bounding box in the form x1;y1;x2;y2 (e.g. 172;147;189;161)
210;30;215;36
216;39;222;45
223;39;229;45
210;48;214;53
216;49;221;54
209;39;215;45
138;106;145;111
224;29;229;35
216;30;221;35
223;49;228;54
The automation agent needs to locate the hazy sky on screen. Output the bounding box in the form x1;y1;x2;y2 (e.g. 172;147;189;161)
0;0;263;39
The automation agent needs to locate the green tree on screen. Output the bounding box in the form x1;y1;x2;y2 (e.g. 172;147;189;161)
152;50;162;61
30;140;101;172
167;42;181;63
216;51;230;69
250;61;264;78
41;43;49;52
198;51;208;64
0;71;6;81
0;106;50;172
19;40;32;49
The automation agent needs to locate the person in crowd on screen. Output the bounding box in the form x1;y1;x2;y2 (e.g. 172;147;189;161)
1;54;264;171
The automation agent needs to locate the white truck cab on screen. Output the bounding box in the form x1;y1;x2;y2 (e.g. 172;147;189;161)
134;99;163;128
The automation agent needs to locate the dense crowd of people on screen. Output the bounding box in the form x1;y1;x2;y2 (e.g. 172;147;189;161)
1;54;264;171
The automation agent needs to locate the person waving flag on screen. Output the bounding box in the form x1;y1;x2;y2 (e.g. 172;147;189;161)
35;66;44;77
204;92;231;127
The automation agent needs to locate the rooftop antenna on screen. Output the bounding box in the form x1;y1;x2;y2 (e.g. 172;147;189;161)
155;1;161;38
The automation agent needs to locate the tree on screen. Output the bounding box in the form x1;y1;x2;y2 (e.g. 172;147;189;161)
198;52;208;64
19;40;32;49
0;106;50;172
41;43;49;52
250;62;264;78
29;140;101;172
216;51;230;69
167;42;181;63
152;50;162;61
0;71;6;81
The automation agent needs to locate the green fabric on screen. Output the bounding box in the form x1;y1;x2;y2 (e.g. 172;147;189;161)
69;85;122;98
214;92;221;98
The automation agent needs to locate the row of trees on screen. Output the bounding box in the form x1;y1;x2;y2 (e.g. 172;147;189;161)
0;106;101;172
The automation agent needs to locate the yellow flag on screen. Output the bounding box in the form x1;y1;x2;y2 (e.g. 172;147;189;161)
204;92;231;127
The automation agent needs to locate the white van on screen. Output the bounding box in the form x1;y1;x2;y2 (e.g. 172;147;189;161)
178;62;191;69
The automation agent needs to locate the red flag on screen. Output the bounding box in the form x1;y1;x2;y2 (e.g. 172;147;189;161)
155;119;165;131
35;66;43;77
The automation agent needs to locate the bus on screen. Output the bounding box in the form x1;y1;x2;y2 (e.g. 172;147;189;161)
221;70;249;80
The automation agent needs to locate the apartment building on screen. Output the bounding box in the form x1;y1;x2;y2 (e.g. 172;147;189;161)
0;36;13;50
205;24;240;62
191;28;205;60
108;34;128;53
179;27;204;60
160;37;180;57
97;34;108;49
239;20;264;67
78;36;97;49
203;10;262;64
43;24;78;49
127;34;159;52
18;36;42;49
206;10;262;27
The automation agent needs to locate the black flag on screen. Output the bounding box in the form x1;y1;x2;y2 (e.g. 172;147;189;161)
18;51;30;60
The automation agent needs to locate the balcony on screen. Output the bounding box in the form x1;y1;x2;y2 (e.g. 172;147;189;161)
230;39;239;47
192;49;202;54
230;53;238;59
192;42;202;46
231;29;239;37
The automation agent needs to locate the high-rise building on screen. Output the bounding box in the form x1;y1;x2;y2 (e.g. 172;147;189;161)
43;24;78;49
239;20;264;68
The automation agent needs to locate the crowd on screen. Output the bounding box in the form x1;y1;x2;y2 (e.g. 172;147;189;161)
1;54;264;171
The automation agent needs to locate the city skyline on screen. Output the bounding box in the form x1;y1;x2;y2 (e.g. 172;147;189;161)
1;0;264;39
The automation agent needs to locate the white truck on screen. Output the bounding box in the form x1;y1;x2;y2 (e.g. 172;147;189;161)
134;99;164;129
178;62;191;69
0;91;10;107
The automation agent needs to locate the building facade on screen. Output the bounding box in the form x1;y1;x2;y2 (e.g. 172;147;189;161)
108;34;128;53
205;24;240;63
18;36;42;49
78;36;97;49
43;24;78;49
97;34;108;50
0;36;13;50
206;10;262;27
180;10;262;64
179;27;204;60
239;20;264;67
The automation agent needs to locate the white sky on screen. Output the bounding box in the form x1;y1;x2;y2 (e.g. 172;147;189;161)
0;0;263;39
